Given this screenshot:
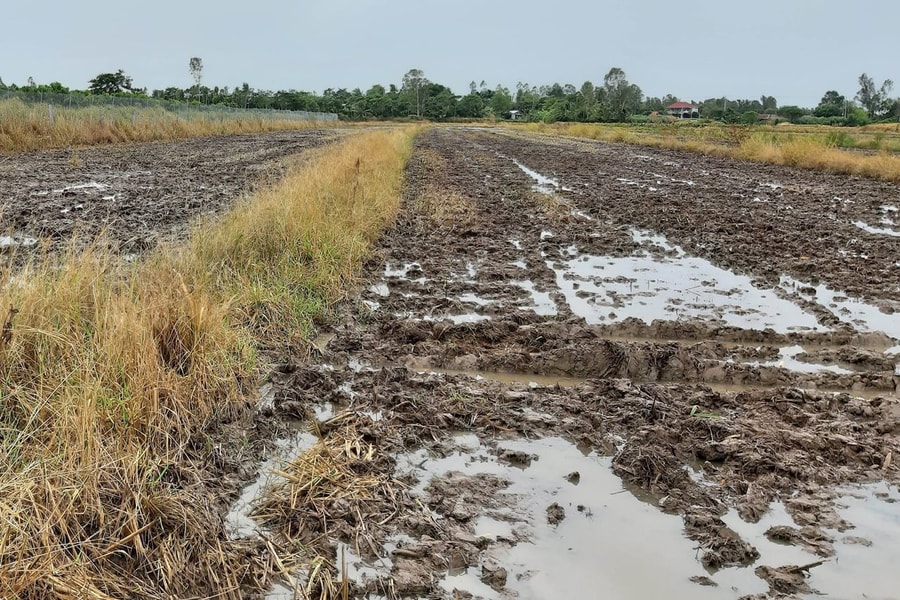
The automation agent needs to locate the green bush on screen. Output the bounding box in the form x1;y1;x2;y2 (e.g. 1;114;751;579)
845;107;870;127
824;130;854;148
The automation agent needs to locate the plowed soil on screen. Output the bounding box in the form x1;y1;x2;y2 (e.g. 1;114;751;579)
258;128;900;599
0;130;337;254
7;127;898;598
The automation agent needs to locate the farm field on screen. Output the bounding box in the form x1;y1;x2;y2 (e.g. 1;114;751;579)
254;127;900;599
0;129;340;254
2;125;899;598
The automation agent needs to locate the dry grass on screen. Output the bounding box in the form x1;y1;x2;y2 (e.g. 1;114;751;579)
415;189;477;226
508;122;900;183
252;413;402;599
0;97;335;153
0;127;416;597
409;147;479;233
186;128;416;351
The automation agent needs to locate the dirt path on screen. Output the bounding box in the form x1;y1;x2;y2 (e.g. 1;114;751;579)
0;130;338;254
248;128;899;599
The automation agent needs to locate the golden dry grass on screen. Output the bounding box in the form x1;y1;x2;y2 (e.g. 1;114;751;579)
0;97;336;153
508;122;900;182
251;413;399;599
0;127;416;597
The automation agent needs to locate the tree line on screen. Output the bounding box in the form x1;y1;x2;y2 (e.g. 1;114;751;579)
1;62;897;126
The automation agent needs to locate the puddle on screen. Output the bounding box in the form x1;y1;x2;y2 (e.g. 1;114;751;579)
514;160;564;194
719;484;900;599
550;246;826;333
443;313;492;325
465;261;479;279
511;280;558;316
311;332;335;354
336;542;394;591
630;228;685;255
265;581;299;600
780;275;900;339
385;262;422;277
408;360;585;389
746;345;854;375
225;427;318;538
801;483;900;599
396;436;900;600
852;221;900;237
473;515;516;540
368;282;390;297
399;436;748;599
53;181;109;194
459;293;493;307
510;260;528;270
0;235;38;250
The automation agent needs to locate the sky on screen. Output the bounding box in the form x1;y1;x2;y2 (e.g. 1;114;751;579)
1;0;896;107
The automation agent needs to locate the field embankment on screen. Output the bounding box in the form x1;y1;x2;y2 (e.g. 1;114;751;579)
0;127;415;598
0;97;337;153
511;121;900;182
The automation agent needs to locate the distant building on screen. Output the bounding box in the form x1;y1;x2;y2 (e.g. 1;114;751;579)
509;110;522;120
666;102;699;119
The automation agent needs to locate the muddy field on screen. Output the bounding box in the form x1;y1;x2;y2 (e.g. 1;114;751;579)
0;129;338;254
6;127;899;598
243;127;900;599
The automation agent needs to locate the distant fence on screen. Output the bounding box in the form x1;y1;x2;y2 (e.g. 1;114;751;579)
0;90;338;122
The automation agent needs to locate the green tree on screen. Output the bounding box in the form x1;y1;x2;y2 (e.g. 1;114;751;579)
577;81;596;120
423;84;458;121
88;70;135;95
515;82;540;114
603;67;643;122
401;68;429;117
845;106;870;126
856;73;894;119
189;57;203;100
777;105;808;123
814;90;845;117
489;86;513;118
364;85;388;118
458;93;485;118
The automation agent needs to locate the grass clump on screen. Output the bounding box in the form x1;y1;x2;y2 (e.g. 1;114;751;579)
0;127;416;597
0;97;335;153
187;128;416;351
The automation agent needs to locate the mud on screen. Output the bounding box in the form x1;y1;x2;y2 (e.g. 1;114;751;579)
231;128;900;599
9;126;893;596
0;130;337;254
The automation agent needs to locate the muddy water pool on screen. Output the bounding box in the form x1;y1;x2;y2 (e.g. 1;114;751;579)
277;429;900;599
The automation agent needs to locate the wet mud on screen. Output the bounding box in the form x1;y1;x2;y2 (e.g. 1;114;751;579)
239;128;899;599
0;130;338;254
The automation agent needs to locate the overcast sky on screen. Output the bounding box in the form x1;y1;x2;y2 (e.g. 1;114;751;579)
2;0;896;107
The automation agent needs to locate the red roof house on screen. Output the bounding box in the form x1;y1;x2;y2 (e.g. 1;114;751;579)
666;102;699;119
